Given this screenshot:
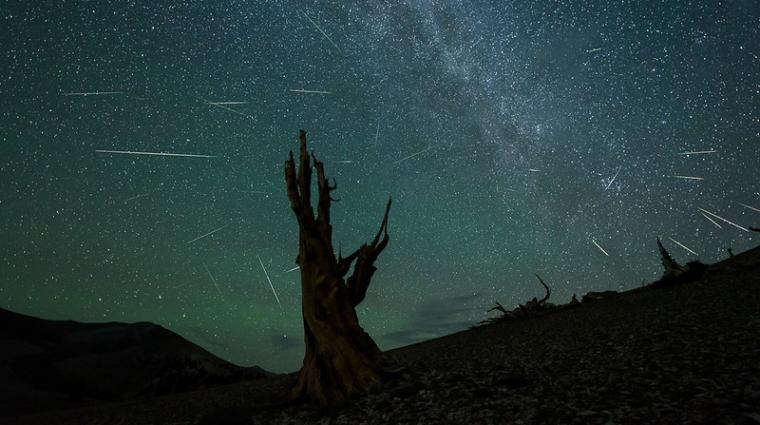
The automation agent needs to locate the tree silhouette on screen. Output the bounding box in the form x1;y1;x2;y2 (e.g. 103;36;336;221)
284;130;393;405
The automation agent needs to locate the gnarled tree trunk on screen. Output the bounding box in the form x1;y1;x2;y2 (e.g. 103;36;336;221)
284;130;392;406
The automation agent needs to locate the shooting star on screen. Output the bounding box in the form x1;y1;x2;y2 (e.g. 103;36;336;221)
395;146;433;164
124;193;150;203
202;262;224;300
605;166;622;191
679;149;717;156
62;91;123;96
591;239;610;256
668;237;698;256
700;211;723;229
335;160;355;164
698;208;749;232
200;97;255;120
257;255;282;309
528;168;542;172
301;10;339;49
671;175;704;181
737;202;760;213
375;121;380;144
586;47;603;53
186;225;227;245
96;149;215;158
289;89;332;94
285;266;300;273
207;101;248;105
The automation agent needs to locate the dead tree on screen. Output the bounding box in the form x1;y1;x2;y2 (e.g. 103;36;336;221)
657;238;687;278
284;130;393;406
484;274;553;323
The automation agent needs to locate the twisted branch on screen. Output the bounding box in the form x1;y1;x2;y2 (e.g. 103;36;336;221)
535;274;551;306
345;198;392;306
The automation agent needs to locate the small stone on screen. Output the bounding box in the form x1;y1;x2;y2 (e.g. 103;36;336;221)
389;383;418;399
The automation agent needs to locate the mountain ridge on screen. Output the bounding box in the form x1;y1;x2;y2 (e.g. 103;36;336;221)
0;307;272;416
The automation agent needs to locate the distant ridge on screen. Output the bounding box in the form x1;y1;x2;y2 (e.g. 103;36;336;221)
0;308;272;416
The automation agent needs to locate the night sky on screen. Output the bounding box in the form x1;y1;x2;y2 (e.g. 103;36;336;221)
1;1;758;373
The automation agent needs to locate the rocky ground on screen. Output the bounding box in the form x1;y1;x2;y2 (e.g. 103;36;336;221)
8;247;760;425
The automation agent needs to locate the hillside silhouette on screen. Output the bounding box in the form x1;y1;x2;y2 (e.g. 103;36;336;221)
0;308;271;416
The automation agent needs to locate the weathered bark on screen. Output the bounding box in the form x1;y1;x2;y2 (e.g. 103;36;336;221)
284;130;392;406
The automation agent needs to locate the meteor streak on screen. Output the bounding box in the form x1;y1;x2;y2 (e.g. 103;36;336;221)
301;10;339;49
699;212;723;229
698;208;749;232
289;89;332;94
258;255;282;309
737;202;760;213
395;146;433;164
201;98;255;119
671;175;704;181
186;225;227;244
207;101;248;105
285;266;300;273
591;239;610;256
605;166;622;191
678;150;717;155
668;237;698;256
96;149;215;158
62;91;123;96
202;262;224;300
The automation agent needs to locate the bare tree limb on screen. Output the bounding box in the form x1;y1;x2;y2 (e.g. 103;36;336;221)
345;198;392;306
535;274;551;306
487;301;508;314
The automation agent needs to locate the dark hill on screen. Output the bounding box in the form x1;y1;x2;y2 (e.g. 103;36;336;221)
0;309;271;416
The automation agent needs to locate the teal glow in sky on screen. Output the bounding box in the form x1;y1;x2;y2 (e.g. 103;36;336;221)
1;1;758;372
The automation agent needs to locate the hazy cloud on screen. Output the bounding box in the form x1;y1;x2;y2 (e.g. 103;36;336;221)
383;292;482;346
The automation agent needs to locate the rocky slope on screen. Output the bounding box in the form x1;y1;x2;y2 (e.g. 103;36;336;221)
7;245;760;424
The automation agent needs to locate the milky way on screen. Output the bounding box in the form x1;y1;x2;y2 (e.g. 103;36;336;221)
1;1;758;372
